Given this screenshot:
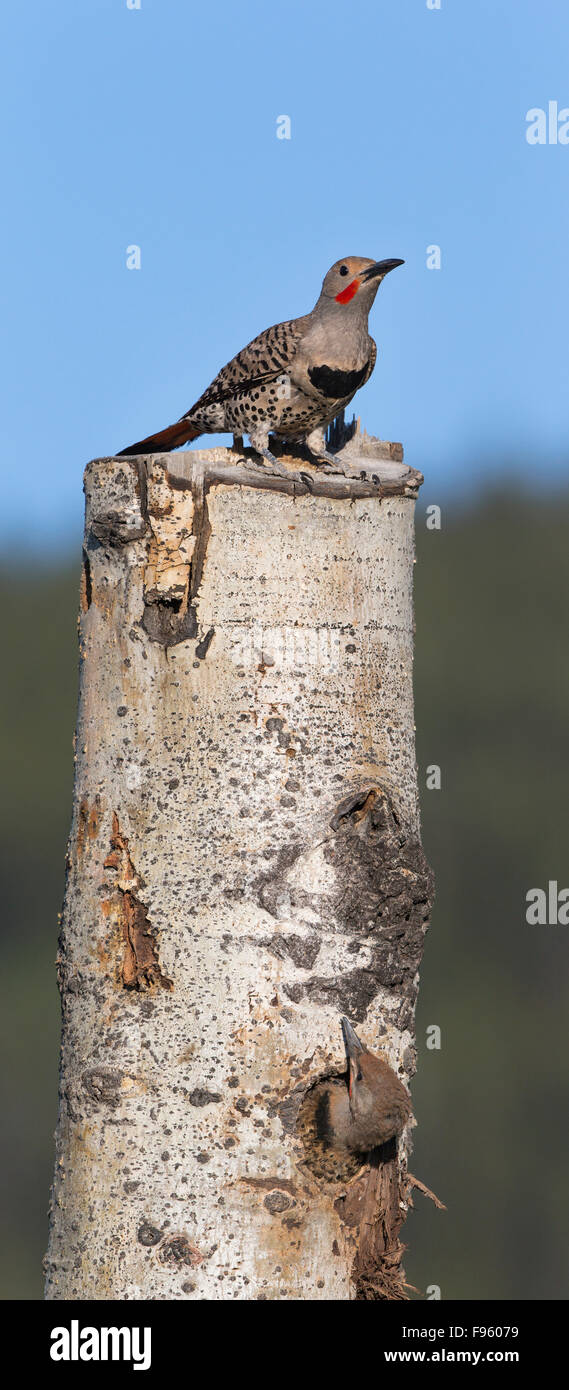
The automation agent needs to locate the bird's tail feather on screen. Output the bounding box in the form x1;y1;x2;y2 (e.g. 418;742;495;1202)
117;417;201;456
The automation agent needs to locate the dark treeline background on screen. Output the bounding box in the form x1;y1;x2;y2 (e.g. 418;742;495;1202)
2;484;568;1300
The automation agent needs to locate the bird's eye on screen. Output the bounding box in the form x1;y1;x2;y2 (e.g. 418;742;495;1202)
356;1068;363;1082
339;265;349;276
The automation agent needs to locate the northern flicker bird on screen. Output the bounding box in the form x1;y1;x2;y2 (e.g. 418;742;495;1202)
118;256;403;472
298;1017;412;1184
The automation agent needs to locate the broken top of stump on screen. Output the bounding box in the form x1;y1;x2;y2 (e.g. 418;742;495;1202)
94;418;422;505
85;424;423;651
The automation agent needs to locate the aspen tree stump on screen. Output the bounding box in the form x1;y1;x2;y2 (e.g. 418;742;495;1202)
45;432;434;1301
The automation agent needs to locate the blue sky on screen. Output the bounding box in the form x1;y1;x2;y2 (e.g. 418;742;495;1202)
1;0;568;552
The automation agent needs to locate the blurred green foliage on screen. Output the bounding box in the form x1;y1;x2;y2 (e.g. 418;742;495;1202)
0;563;79;1299
1;489;568;1299
409;488;569;1301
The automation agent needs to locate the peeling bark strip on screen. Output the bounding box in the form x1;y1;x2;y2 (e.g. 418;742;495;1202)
76;794;101;857
46;436;434;1301
140;460;212;648
103;813;172;991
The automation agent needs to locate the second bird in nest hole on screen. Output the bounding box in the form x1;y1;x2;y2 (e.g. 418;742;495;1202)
298;1017;412;1184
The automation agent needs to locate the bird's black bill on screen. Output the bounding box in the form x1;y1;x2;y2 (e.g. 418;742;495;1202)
341;1016;365;1057
361;258;404;281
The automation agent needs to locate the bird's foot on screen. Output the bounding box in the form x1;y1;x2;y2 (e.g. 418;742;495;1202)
308;448;371;480
306;448;343;473
249;433;316;489
304;429;352;476
254;446;294;481
307;450;381;484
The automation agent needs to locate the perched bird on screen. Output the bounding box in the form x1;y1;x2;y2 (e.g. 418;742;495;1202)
298;1016;412;1183
118;256;403;471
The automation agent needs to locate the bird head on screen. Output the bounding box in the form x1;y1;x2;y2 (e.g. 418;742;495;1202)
319;256;404;310
312;1018;412;1157
341;1015;375;1119
340;1014;411;1141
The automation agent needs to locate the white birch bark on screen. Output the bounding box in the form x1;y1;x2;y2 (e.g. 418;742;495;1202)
45;434;433;1301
